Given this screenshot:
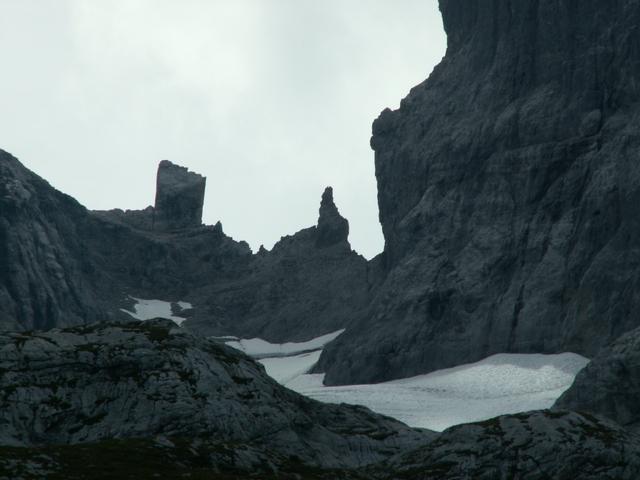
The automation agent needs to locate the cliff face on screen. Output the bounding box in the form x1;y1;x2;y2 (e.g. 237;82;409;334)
320;0;640;384
0;151;111;330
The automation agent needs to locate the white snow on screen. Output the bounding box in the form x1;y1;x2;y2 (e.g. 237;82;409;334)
120;297;192;326
219;328;589;432
261;351;589;432
258;351;322;384
222;329;345;358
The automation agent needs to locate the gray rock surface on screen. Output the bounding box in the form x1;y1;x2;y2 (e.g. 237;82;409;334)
319;0;640;385
153;160;206;231
0;152;368;344
185;186;371;342
316;187;349;248
0;150;113;331
0;319;431;471
3;410;639;479
371;410;640;480
555;326;640;431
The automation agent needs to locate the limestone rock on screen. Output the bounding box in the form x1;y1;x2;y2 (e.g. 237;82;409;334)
153;160;206;231
370;411;640;480
316;186;349;248
319;0;640;385
0;319;431;471
0;155;366;344
0;150;112;331
185;187;370;342
555;326;640;431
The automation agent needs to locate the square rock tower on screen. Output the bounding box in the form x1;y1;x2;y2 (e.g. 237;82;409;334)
153;160;206;231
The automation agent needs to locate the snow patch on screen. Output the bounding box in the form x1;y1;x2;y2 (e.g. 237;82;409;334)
262;352;589;432
120;297;192;326
222;329;345;359
258;351;322;384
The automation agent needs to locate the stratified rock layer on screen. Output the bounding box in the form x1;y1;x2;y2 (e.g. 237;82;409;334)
319;0;640;384
153;160;206;231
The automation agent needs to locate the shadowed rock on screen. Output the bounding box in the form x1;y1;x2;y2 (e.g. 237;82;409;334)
369;411;640;480
555;326;640;432
316;186;349;248
153;160;206;231
319;0;640;385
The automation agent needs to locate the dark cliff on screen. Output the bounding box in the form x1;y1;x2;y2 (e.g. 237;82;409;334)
320;0;640;384
0;151;112;330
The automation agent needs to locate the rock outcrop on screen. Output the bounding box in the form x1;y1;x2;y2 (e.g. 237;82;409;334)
319;0;640;385
0;319;431;473
555;326;640;432
370;411;640;480
6;408;639;479
153;160;206;231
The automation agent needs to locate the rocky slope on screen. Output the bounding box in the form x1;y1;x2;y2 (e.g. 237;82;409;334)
0;151;369;343
319;0;640;384
0;150;113;331
0;319;430;475
555;325;640;432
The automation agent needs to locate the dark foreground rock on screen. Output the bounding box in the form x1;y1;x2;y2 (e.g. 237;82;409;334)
319;0;640;385
555;326;640;431
0;319;430;474
4;408;640;479
370;411;640;480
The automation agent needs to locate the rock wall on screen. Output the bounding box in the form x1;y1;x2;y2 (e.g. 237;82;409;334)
319;0;640;384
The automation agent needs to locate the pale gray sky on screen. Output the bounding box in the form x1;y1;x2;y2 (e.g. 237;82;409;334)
0;0;445;259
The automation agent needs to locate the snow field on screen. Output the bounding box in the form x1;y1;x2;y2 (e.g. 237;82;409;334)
223;330;589;432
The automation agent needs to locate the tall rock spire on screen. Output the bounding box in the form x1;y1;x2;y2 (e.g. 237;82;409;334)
315;187;349;248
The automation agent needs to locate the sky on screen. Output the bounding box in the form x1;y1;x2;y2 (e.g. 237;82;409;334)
0;0;446;259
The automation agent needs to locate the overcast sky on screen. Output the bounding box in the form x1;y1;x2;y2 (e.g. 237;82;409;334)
0;0;445;259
